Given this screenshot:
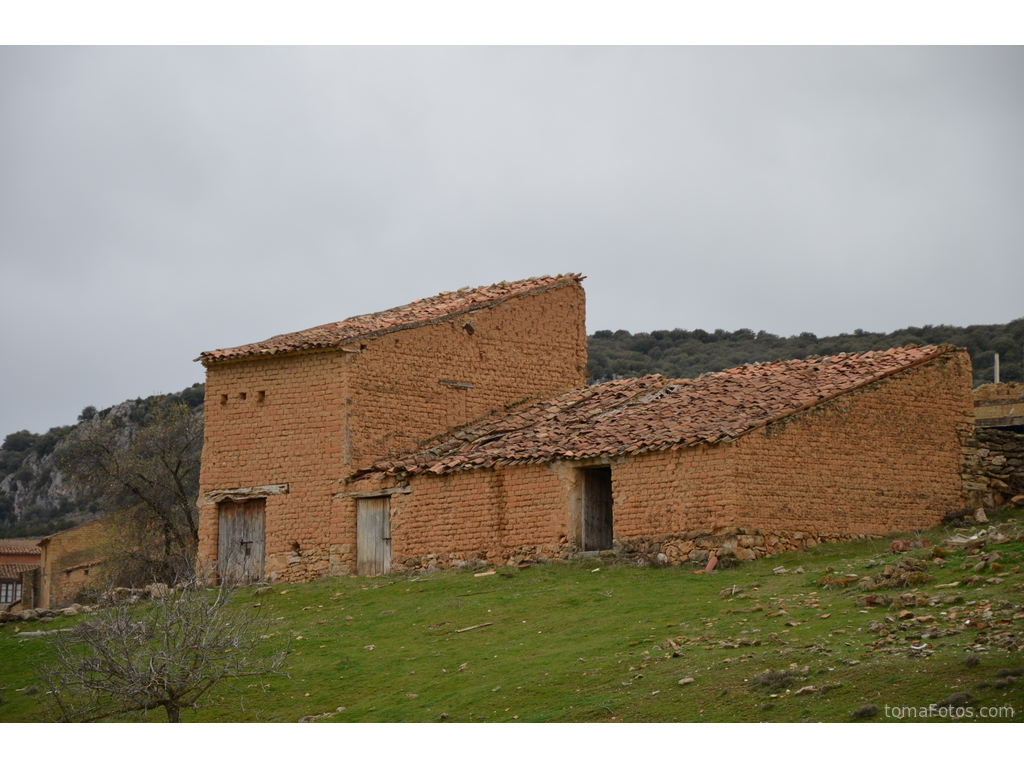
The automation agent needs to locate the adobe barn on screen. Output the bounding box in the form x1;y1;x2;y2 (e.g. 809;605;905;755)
197;274;974;583
345;344;974;574
196;275;587;582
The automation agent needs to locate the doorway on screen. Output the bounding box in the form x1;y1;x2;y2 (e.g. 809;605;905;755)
218;498;266;585
357;496;392;576
581;467;613;551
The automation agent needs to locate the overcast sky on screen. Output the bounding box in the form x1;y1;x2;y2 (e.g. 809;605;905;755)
2;46;1023;439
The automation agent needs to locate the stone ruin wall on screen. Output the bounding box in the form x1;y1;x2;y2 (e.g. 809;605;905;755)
962;427;1024;509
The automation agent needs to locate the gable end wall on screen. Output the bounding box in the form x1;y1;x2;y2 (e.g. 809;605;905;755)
728;349;975;537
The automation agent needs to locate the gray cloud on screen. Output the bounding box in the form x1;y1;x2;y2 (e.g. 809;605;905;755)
2;46;1023;437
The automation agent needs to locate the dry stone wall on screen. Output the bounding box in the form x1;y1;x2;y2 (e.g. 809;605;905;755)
962;427;1024;508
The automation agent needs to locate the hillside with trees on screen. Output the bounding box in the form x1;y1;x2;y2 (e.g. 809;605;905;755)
0;384;204;539
587;317;1024;386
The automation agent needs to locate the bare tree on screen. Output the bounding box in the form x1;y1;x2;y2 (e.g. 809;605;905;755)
59;396;202;586
40;578;286;722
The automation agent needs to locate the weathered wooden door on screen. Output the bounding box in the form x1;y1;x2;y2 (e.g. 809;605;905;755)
582;468;613;551
357;497;391;576
218;499;266;585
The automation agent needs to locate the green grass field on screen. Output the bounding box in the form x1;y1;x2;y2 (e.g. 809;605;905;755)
3;508;1024;723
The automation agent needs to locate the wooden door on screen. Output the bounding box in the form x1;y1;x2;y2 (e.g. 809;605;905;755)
582;468;613;551
357;497;391;576
218;498;266;585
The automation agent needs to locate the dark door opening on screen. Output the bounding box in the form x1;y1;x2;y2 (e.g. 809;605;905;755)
582;467;613;551
218;498;266;585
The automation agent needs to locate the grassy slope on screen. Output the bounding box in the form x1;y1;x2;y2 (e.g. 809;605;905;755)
3;510;1024;723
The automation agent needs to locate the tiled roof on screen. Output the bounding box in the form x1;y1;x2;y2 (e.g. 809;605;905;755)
361;345;955;477
198;273;584;364
64;558;103;574
0;539;41;556
0;562;37;579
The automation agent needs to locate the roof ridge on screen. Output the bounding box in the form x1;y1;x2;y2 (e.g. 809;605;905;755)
198;273;584;363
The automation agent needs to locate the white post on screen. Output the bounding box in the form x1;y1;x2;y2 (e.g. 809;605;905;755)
994;352;1000;384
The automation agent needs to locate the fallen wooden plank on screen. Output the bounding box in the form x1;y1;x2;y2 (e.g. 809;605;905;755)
455;622;493;633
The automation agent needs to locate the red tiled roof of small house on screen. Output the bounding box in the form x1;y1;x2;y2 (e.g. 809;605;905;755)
198;273;584;363
0;540;41;556
359;344;955;477
0;562;38;579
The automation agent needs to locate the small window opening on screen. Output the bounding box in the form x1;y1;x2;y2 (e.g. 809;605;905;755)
463;322;475;335
220;394;228;406
291;541;301;553
238;392;247;402
256;391;266;403
359;344;367;352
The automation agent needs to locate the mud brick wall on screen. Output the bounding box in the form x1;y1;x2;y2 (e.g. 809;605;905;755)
728;350;974;538
343;283;587;468
198;283;586;582
198;351;347;580
39;517;110;609
338;464;569;573
611;443;738;541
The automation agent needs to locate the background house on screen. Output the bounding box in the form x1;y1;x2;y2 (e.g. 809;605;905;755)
0;539;40;609
33;517;110;609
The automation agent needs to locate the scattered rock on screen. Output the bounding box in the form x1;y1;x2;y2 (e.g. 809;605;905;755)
851;704;878;719
794;686;819;696
935;692;973;708
255;586;274;596
678;678;695;686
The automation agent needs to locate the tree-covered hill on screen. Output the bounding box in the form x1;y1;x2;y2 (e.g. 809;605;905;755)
0;384;204;539
586;317;1024;386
